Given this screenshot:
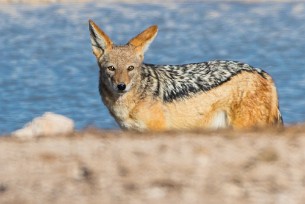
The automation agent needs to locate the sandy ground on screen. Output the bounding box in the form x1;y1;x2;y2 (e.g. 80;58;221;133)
1;125;305;204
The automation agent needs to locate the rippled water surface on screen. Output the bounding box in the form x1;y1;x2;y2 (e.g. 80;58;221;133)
1;1;305;133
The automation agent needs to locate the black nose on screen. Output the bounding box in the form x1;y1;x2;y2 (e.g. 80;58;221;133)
117;83;126;91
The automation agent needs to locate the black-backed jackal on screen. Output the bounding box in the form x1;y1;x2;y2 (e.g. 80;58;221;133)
89;20;283;131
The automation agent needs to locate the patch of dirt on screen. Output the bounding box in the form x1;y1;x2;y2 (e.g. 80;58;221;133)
1;125;305;203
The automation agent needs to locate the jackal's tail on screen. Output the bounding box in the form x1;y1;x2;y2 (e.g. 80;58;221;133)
269;75;283;126
275;109;283;126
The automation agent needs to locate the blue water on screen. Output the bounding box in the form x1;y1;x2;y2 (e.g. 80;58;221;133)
1;1;305;133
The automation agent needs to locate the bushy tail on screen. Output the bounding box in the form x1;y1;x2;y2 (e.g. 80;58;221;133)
275;109;283;126
269;75;283;126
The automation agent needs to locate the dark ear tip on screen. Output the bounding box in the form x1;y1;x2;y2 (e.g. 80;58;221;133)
88;20;96;33
88;19;95;28
88;19;94;26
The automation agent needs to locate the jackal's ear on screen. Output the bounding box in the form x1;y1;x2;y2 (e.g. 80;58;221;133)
128;25;158;54
89;19;113;58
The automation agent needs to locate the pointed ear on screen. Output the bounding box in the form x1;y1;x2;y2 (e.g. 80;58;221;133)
127;25;158;54
89;19;113;58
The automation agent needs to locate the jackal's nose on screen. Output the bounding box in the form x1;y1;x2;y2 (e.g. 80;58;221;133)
117;83;126;91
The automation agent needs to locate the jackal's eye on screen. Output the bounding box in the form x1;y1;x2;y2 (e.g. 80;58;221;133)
107;66;115;71
127;65;134;71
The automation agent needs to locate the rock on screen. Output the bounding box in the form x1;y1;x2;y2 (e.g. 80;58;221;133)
12;112;74;138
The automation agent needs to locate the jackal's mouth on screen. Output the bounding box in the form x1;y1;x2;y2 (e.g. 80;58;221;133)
117;90;128;94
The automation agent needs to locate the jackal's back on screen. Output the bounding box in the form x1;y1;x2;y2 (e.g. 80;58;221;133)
141;60;268;102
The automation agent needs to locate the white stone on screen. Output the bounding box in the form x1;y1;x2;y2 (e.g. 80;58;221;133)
12;112;74;138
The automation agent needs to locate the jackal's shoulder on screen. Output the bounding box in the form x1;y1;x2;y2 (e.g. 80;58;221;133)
141;60;269;102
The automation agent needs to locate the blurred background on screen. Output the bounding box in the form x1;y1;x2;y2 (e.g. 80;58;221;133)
1;0;305;134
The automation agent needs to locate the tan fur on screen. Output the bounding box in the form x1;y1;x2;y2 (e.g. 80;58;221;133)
128;25;158;53
89;20;282;131
123;72;280;131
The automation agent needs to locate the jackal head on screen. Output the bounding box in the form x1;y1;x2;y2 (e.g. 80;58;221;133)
89;20;158;95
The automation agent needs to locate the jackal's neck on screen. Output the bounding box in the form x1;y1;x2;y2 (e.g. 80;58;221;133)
137;64;161;100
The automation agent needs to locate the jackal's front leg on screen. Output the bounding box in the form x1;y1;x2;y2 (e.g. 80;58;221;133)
129;101;167;131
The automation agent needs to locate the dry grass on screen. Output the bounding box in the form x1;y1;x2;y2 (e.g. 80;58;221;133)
1;125;305;204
